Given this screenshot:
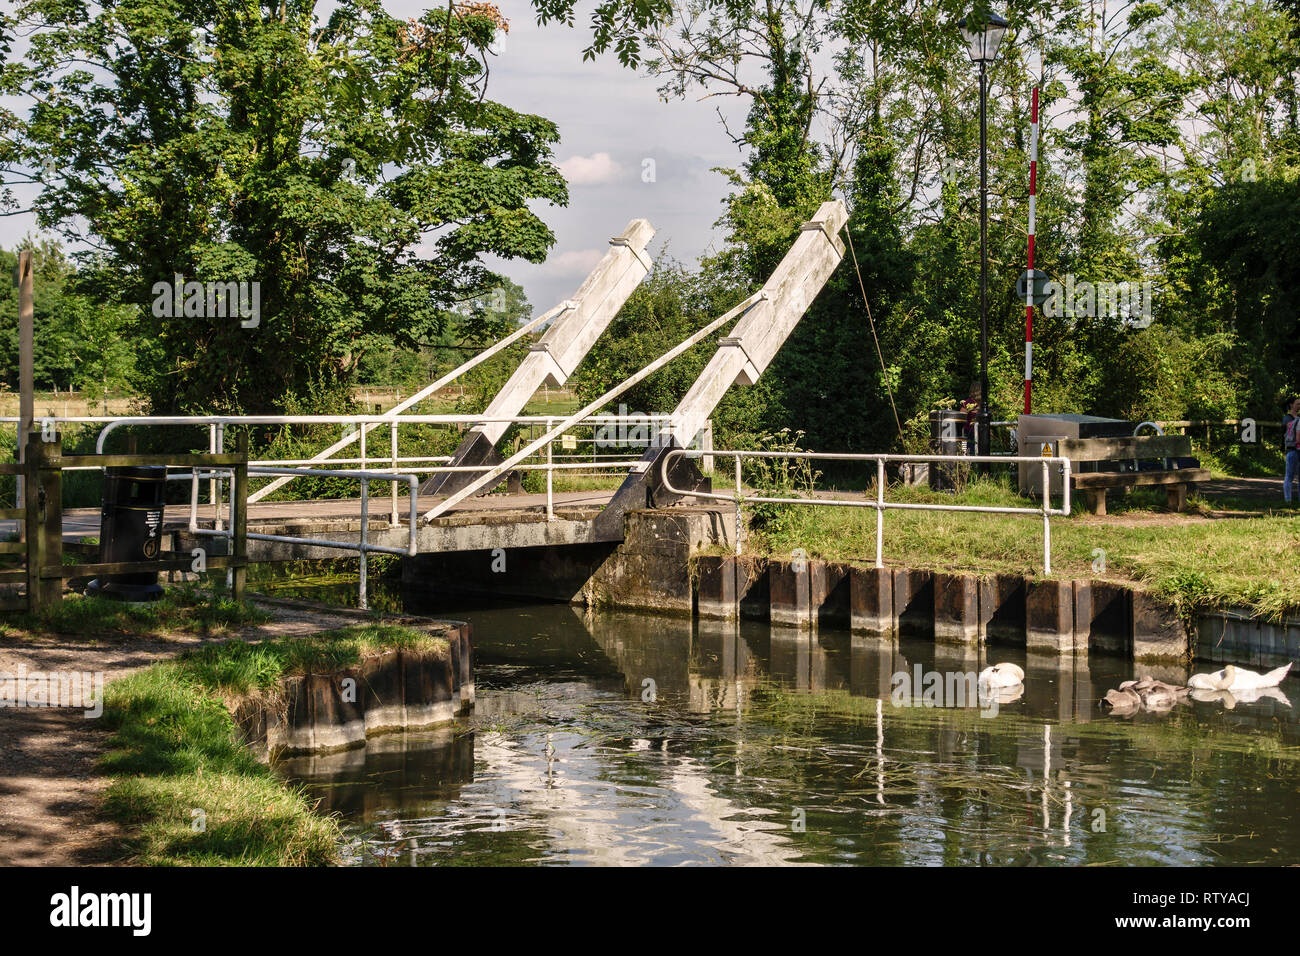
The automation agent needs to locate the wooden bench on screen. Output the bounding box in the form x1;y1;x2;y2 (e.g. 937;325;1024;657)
1058;435;1210;516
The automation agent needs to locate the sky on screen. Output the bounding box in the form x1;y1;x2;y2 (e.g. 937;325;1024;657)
0;0;750;316
453;0;747;310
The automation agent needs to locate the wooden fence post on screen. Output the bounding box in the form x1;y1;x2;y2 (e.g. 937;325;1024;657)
231;432;248;601
25;430;63;611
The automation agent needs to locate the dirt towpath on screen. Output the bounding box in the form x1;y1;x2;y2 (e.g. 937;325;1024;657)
0;599;371;866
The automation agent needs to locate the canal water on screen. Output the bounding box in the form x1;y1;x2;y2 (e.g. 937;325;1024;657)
266;563;1300;866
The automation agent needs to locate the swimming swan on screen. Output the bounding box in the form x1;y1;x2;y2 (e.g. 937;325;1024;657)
1187;662;1292;692
978;663;1024;689
1130;676;1189;711
1188;686;1292;709
1101;686;1142;715
1102;677;1188;715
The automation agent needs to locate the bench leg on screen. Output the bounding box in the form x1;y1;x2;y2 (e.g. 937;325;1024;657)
1166;484;1187;512
1086;489;1107;516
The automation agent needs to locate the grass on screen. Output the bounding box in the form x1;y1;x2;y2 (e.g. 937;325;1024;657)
0;587;271;640
742;476;1300;620
99;622;446;866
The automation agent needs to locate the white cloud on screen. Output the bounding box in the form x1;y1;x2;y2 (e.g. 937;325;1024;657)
542;248;605;277
558;152;623;186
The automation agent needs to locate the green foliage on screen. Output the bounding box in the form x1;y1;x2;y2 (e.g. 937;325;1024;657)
1195;175;1300;412
0;241;138;396
6;0;565;414
563;0;1300;468
4;0;1300;472
741;428;822;535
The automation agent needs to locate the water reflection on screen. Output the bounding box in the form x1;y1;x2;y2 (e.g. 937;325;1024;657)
281;601;1300;866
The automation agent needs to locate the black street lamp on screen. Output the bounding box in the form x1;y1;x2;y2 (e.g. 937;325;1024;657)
958;10;1007;465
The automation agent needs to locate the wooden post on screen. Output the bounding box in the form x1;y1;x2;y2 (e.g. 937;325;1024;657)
25;431;62;610
16;251;34;531
666;201;847;448
421;219;656;497
37;432;62;608
23;432;39;610
231;432;248;601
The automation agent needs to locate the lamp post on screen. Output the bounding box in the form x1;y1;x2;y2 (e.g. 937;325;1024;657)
958;10;1007;465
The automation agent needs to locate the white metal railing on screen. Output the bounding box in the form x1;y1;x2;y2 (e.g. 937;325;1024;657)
12;411;670;522
185;464;419;610
661;449;1073;574
3;412;689;606
0;411;710;605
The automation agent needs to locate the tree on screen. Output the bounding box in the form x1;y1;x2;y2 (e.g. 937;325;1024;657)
1195;176;1300;410
0;240;138;396
2;0;566;413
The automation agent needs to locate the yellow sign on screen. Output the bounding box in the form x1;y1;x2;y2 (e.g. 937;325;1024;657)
561;434;577;451
1040;441;1054;457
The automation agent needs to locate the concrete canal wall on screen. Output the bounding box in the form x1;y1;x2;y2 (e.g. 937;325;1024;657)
391;505;1291;670
232;623;474;758
693;555;1299;668
1196;608;1300;670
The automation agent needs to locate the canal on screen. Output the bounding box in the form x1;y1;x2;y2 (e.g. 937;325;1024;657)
255;561;1300;866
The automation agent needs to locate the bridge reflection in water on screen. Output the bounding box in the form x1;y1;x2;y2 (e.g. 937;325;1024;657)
278;603;1300;866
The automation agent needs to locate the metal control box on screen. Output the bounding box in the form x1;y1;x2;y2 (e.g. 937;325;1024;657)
1016;414;1134;496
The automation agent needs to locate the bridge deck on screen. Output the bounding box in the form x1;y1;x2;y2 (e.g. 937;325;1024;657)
10;490;619;543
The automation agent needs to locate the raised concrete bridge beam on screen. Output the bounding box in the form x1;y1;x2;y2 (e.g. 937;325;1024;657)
592;200;848;537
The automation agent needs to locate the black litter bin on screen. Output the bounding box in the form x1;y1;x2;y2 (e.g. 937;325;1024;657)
86;466;166;602
928;409;969;492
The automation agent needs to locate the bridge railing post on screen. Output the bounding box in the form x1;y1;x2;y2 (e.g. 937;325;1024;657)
189;460;200;532
876;457;885;569
211;423;222;531
733;453;743;556
390;421;399;526
231;431;247;602
359;476;369;610
546;418;555;521
1041;458;1052;575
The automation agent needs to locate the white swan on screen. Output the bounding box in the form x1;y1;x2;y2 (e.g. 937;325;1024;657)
978;663;1024;689
1187;662;1292;691
1189;686;1292;709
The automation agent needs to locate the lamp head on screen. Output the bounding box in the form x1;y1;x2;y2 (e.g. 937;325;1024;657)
958;10;1009;65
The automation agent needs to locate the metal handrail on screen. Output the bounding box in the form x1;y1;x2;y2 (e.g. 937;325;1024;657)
11;412;664;524
660;449;1072;574
188;465;419;610
77;413;668;455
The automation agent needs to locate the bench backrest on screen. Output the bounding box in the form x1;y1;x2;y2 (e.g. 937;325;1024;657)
1056;435;1192;462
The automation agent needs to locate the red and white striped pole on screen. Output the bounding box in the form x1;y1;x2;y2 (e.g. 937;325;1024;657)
1024;82;1039;414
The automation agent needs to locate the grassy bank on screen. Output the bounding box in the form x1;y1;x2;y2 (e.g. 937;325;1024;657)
744;479;1300;620
0;588;270;640
99;622;447;866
